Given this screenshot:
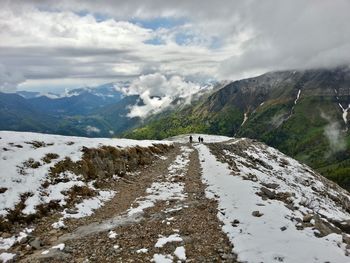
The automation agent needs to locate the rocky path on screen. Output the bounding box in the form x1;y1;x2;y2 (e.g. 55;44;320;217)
19;144;237;263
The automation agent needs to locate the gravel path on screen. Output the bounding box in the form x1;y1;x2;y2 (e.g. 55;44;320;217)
18;143;237;263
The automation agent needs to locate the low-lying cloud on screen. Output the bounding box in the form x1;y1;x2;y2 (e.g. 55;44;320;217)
320;112;346;154
118;73;202;118
0;64;25;93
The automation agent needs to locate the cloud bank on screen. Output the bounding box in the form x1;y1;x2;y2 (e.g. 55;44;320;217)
119;73;202;118
0;0;350;91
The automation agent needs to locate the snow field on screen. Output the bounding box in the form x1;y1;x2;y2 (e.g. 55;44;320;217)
0;131;172;253
195;143;350;263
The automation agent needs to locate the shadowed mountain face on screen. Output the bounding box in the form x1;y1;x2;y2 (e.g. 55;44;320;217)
125;67;350;190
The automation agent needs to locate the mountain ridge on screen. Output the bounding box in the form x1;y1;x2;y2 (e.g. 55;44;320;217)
125;67;350;190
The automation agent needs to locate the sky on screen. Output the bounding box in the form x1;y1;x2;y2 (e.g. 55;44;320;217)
1;0;350;95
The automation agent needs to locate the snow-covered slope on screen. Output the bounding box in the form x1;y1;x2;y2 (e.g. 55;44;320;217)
1;132;349;262
0;131;171;217
196;138;350;263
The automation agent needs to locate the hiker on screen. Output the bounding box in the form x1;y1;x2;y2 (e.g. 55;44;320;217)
198;136;201;143
201;137;204;143
189;135;193;143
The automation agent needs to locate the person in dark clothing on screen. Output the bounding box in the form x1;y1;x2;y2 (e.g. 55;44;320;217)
189;135;193;143
201;137;204;143
198;136;201;143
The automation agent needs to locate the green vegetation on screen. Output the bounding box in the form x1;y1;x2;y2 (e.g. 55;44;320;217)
125;95;350;191
125;106;243;140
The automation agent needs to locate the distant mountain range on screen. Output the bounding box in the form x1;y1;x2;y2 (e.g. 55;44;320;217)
125;66;350;191
1;67;350;190
0;82;140;137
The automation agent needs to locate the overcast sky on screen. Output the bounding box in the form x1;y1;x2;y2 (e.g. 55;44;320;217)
1;0;350;93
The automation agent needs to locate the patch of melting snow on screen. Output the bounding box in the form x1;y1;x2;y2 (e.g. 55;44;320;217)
174;246;186;260
51;243;65;251
155;234;183;248
294;89;301;105
338;103;350;126
127;146;191;216
0;252;16;262
127;182;186;216
241;112;248;126
136;248;148;253
195;143;350;263
52;190;115;229
0;228;33;250
152;253;174;263
108;230;117;239
0;131;172;216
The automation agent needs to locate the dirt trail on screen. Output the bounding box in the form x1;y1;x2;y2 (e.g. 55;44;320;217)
19;144;237;263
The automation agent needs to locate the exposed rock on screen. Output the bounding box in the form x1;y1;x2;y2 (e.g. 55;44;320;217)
252;211;264;217
313;216;341;237
66;209;79;214
242;173;258;182
332;219;350;234
261;182;279;189
258;187;276;199
29;238;42;250
303;214;314;223
342;234;350;245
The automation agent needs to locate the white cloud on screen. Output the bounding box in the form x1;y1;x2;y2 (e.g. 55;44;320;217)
0;64;25;93
1;0;350;91
124;73;202;118
86;125;101;134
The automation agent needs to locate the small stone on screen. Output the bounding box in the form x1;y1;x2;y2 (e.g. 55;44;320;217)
30;238;42;250
280;226;287;231
303;214;313;222
260;187;276;199
252;211;264;217
18;235;29;244
66;209;78;214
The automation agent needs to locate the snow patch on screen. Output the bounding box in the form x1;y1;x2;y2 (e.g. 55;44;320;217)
294;89;301;104
127;146;191;216
152;253;174;263
136;248;148;253
0;228;33;250
0;131;172;216
155;234;183;248
108;230;118;239
51;243;65;251
0;252;16;262
195;143;350;263
241;112;248;126
174;246;186;260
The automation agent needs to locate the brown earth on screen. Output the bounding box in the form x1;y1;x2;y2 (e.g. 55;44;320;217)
15;144;237;263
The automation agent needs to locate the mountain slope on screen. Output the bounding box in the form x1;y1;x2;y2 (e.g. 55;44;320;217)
0;132;349;262
125;67;350;190
0;83;140;137
0;93;57;133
